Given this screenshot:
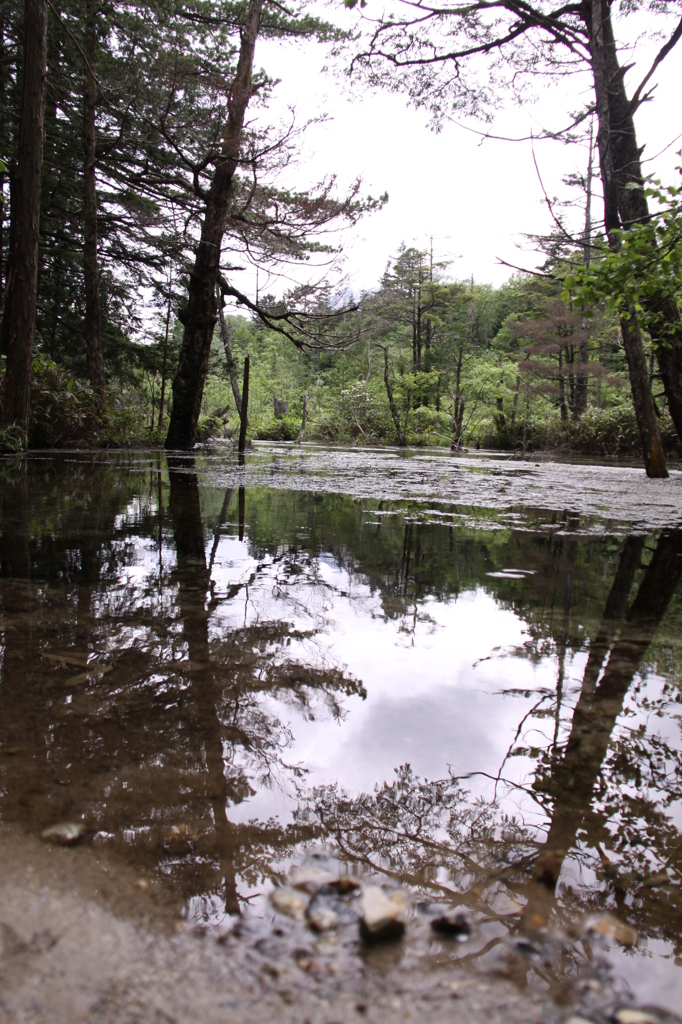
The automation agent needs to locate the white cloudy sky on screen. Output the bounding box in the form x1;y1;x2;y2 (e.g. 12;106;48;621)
237;3;682;300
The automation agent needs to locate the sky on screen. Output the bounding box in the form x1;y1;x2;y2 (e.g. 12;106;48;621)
228;3;682;304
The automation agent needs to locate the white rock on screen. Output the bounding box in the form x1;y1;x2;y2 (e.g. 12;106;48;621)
308;907;339;932
614;1011;663;1024
360;886;407;942
40;822;85;846
270;887;309;921
288;867;334;893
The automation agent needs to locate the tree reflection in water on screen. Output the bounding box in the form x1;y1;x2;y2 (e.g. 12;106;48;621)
1;453;682;999
295;527;682;987
0;456;366;919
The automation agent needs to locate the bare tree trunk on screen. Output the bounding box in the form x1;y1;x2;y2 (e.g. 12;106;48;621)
238;355;249;452
451;341;464;448
382;346;406;446
296;393;308;443
83;0;104;397
511;374;520;427
1;0;48;442
558;348;568;423
158;270;172;430
588;0;668;477
217;291;242;416
165;0;262;450
619;308;667;476
574;121;593;419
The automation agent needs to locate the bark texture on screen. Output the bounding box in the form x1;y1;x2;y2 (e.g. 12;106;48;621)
588;0;668;477
296;393;308;443
165;0;262;450
83;0;105;396
1;0;48;440
238;355;249;452
218;292;242;417
587;0;682;451
382;346;406;446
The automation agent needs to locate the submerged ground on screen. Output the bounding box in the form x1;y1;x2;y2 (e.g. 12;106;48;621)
1;444;682;1022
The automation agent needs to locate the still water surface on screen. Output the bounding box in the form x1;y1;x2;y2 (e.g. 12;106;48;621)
2;446;682;1009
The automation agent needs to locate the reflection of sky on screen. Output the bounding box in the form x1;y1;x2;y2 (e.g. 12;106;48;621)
207;533;564;831
54;486;682;1010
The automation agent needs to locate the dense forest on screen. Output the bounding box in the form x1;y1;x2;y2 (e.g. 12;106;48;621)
0;0;681;473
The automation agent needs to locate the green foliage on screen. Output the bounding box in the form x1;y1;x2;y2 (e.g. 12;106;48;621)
474;406;679;456
563;176;682;341
0;422;24;454
0;354;148;449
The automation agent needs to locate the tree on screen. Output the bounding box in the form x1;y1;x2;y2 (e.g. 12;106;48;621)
1;0;48;443
164;0;264;450
345;0;682;475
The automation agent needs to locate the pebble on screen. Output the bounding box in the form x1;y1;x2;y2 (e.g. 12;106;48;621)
40;822;85;846
430;909;472;940
288;867;334;893
583;914;638;947
359;886;407;943
331;876;361;894
614;1010;670;1024
308;907;339;932
271;887;309;922
307;889;359;927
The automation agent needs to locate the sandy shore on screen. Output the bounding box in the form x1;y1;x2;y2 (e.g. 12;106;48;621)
0;825;560;1024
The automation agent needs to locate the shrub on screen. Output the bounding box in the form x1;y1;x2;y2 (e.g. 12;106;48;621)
470;406;680;456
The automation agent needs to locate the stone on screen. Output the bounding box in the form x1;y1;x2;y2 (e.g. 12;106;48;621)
331;876;361;895
583;914;638;947
288;867;334;893
307;889;359;927
271;887;309;922
359;886;407;943
40;822;85;846
308;907;339;932
430;909;472;940
614;1010;671;1024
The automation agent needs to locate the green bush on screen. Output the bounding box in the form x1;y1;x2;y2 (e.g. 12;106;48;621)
256;414;300;441
471;406;680;456
0;355;150;449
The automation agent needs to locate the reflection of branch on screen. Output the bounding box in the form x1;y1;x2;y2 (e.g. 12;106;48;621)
494;694;552;799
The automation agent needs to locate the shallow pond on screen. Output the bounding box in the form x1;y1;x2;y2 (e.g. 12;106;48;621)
2;445;682;1012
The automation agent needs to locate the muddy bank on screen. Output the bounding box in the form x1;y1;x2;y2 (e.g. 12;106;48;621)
0;825;557;1024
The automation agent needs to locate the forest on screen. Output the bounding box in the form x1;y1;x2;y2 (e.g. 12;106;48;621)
0;0;681;475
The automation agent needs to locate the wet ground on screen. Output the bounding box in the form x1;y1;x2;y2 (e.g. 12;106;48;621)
2;444;682;1021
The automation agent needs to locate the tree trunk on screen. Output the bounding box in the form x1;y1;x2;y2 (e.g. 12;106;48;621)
588;0;682;449
83;0;105;397
451;341;464;448
588;0;668;477
217;291;242;416
158;271;172;430
619;308;667;476
575;122;593;419
1;0;48;442
165;0;262;450
238;354;249;452
558;348;568;423
382;346;406;446
296;393;308;443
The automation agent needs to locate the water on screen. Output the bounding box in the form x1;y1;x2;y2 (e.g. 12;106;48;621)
2;445;682;1011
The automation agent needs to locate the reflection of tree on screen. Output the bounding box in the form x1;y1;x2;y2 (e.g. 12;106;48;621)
296;763;538;910
526;530;682;950
3;458;682;959
1;457;366;920
295;530;682;979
